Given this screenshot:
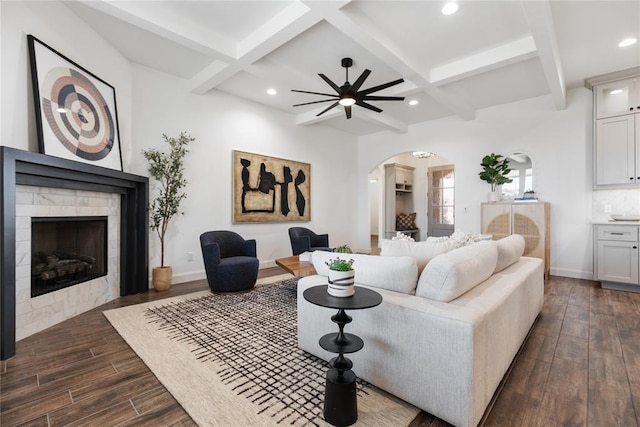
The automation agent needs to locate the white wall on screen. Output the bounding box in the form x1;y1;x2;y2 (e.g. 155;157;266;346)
130;65;358;284
357;88;594;279
0;1;133;159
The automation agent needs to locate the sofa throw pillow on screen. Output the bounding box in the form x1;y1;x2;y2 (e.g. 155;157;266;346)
396;212;416;230
380;238;457;274
415;241;498;302
493;234;525;273
311;250;418;294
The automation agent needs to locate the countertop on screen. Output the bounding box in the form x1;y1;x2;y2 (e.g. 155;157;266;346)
593;220;640;225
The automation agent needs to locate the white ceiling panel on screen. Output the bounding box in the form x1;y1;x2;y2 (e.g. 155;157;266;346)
59;0;640;136
441;57;549;111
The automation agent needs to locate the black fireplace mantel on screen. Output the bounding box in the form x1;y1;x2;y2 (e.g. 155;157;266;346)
1;146;149;360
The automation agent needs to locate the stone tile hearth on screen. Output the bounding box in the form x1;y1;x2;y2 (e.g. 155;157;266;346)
15;185;120;340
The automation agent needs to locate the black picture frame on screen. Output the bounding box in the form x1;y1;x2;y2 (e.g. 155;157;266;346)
27;35;123;171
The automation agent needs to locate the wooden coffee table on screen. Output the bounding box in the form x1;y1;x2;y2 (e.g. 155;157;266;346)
275;255;316;277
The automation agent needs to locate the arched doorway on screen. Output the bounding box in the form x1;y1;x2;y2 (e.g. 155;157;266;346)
368;151;454;251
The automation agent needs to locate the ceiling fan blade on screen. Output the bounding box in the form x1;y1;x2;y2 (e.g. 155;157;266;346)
351;69;371;91
316;101;340;116
359;78;405;95
355;100;383;113
362;95;405;101
318;73;342;94
293;98;339;107
345;105;352;119
291;89;340;97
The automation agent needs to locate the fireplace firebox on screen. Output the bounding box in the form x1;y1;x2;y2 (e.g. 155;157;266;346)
31;216;108;297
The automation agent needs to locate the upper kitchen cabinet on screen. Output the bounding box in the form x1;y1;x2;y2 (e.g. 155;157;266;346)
594;77;640;119
587;68;640;189
595;114;638;186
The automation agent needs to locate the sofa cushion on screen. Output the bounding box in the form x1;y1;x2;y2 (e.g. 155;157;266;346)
311;250;418;294
380;238;457;273
493;234;525;273
396;212;417;229
416;241;498;302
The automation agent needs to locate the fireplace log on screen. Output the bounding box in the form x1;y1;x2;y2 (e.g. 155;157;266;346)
54;250;96;265
32;251;94;281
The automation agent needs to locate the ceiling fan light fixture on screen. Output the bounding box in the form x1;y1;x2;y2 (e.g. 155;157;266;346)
339;97;356;106
291;57;405;119
441;2;459;15
618;37;637;47
413;151;435;159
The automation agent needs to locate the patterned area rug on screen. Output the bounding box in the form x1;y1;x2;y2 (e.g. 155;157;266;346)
104;276;418;427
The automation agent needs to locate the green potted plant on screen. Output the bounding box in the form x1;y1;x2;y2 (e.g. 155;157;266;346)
142;132;194;291
478;153;513;202
333;244;353;254
325;257;355;297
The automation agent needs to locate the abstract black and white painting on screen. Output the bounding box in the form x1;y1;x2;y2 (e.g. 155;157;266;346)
233;151;310;223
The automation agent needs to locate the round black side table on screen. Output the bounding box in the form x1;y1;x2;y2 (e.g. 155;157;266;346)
303;285;382;427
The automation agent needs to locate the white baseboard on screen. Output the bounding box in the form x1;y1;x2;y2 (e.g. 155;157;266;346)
147;262;280;288
549;267;593;280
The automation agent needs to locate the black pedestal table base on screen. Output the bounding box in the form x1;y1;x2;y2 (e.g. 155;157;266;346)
303;285;382;427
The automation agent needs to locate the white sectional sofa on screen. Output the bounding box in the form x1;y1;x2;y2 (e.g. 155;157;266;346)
297;235;544;427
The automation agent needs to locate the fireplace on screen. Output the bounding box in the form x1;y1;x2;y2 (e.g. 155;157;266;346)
31;216;108;297
1;146;149;360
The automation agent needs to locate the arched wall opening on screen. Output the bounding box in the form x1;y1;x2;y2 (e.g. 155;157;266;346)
368;151;454;252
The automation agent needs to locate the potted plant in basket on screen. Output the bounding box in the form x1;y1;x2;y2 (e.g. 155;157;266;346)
478;153;513;202
325;257;355;298
142;132;194;291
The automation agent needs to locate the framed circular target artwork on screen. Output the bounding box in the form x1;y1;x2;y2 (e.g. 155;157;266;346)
27;35;123;171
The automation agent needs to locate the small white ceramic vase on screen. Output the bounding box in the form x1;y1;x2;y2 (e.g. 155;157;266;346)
327;269;355;297
487;190;501;203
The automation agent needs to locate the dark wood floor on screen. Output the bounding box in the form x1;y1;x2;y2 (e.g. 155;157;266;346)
2;270;639;426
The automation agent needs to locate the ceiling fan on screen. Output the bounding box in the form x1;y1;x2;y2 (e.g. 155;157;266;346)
291;58;405;119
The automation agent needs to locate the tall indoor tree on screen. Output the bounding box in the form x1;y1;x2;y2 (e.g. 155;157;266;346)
143;131;194;290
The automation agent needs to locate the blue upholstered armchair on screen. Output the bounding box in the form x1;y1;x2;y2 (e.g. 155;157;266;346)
199;231;259;292
288;227;331;256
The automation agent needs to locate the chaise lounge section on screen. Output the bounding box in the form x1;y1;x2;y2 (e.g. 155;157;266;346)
297;235;544;427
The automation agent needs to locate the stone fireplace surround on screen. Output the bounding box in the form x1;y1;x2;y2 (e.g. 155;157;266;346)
1;147;148;360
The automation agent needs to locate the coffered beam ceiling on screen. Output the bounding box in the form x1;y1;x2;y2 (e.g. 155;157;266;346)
521;1;567;110
68;0;640;134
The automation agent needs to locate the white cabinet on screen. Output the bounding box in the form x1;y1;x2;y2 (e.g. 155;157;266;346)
595;115;638;185
594;77;640;119
592;73;640;188
394;166;414;192
481;202;550;278
594;224;640;289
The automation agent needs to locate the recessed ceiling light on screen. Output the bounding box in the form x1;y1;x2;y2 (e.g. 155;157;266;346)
618;37;637;47
409;99;419;106
610;89;624;95
441;2;459;15
266;88;277;95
